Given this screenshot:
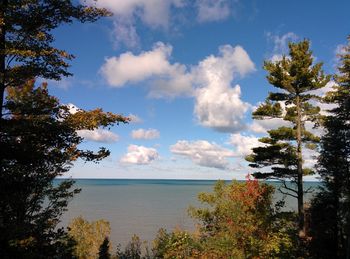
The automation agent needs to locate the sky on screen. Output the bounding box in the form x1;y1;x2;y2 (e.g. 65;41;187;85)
52;0;350;180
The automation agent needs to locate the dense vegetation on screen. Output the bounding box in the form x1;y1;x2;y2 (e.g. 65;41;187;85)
0;1;349;258
0;1;128;258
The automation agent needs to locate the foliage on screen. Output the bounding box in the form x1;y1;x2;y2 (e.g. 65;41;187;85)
68;216;111;259
152;228;201;259
246;40;330;232
309;35;350;258
0;0;110;118
115;235;144;259
150;179;300;258
0;81;128;258
189;179;300;258
99;238;111;259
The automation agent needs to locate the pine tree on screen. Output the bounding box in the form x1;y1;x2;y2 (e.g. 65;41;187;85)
0;0;110;120
0;81;128;258
246;40;330;235
310;35;350;259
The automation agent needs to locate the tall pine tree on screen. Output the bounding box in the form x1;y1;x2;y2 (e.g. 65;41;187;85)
246;40;330;235
310;35;350;259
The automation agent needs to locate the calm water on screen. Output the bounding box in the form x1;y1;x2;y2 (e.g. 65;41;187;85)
58;179;319;248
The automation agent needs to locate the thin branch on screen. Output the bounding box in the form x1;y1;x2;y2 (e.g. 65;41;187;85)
279;188;298;199
281;180;298;194
304;186;315;194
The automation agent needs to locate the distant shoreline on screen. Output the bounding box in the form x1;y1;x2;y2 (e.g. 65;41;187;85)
55;178;320;182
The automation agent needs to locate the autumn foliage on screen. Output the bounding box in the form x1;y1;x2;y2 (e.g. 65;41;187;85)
150;177;299;258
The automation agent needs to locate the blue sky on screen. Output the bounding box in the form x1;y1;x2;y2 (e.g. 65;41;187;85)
54;0;349;179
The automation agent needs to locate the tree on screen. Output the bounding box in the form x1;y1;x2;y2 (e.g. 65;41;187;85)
246;40;330;235
0;0;110;120
187;178;300;258
152;229;200;259
0;81;128;258
99;237;111;259
309;36;350;259
68;216;111;259
115;235;143;259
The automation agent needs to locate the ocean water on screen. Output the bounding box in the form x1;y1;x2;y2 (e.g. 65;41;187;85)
58;179;320;248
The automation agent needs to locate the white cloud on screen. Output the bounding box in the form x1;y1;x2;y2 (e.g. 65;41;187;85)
128;114;143;123
267;32;298;61
334;43;347;63
148;69;194;99
101;42;172;86
303;148;318;169
307;80;337;98
170;140;234;169
100;42;193;98
77;129;119;143
86;0;185;28
229;133;264;157
66;103;80;114
47;77;72;90
111;20;139;48
196;0;231;23
249;118;292;134
306;80;338;117
269;32;298;54
120;145;159;165
193;45;255;132
85;0;185;48
66;104;118;143
195;84;250;132
131;128;160;140
101;43;255;131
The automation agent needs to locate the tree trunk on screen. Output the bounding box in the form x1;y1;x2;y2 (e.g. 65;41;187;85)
346;132;350;259
347;173;350;259
347;234;350;259
0;0;7;125
296;95;304;236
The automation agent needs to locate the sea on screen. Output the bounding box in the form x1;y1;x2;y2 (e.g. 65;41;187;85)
57;179;320;248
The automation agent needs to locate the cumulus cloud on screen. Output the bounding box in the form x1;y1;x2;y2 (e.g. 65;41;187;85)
195;85;250;132
194;45;255;132
229;133;264;157
84;0;185;48
101;43;255;131
101;42;172;86
131;128;160;140
170;140;234;169
100;42;193;98
78;129;119;143
120;145;159;165
196;0;231;23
